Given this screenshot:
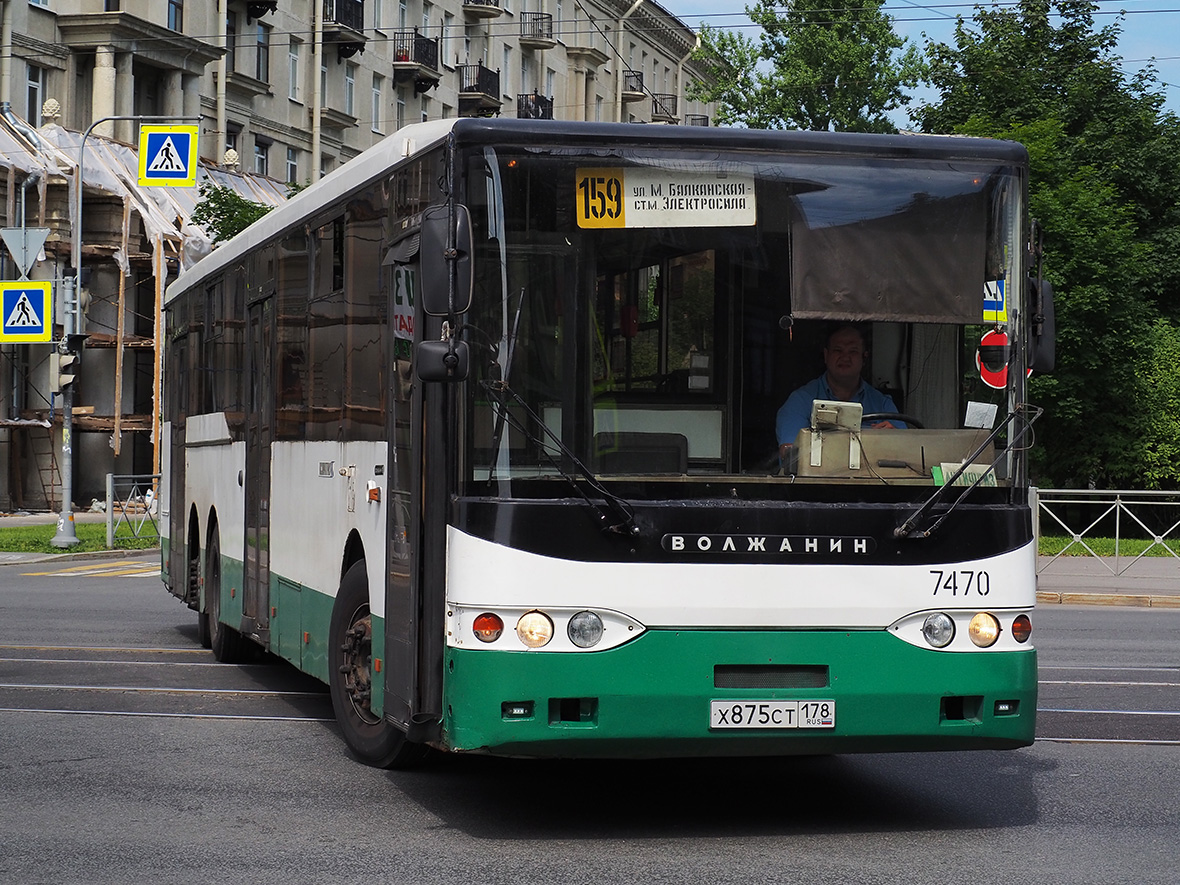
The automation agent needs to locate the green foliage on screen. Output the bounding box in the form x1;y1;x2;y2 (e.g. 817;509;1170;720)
190;180;274;244
914;0;1180;489
688;0;925;132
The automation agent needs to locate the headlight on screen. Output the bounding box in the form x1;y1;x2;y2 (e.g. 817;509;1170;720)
968;612;1001;648
516;611;554;648
922;612;956;648
567;610;604;648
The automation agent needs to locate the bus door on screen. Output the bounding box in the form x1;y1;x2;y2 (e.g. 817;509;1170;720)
243;297;274;639
166;332;189;603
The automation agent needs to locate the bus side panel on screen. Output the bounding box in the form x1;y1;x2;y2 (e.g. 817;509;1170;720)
268;439;387;686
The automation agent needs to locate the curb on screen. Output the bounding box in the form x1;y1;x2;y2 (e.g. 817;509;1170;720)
1036;590;1180;609
0;547;160;566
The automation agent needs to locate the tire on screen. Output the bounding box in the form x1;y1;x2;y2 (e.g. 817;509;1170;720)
191;546;211;649
329;560;426;769
206;532;250;664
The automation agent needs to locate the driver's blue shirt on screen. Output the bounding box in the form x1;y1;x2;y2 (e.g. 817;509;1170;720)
776;375;903;446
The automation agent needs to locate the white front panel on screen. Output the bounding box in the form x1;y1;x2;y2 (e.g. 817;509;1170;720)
446;528;1036;629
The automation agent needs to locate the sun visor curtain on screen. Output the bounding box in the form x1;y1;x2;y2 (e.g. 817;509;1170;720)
789;187;988;324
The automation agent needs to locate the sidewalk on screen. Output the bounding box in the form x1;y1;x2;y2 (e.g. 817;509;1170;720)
1036;555;1180;608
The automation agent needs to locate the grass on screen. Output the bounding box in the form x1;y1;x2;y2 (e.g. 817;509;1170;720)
1037;536;1180;557
0;522;158;554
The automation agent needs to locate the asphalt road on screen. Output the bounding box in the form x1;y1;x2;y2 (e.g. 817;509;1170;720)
2;554;1179;885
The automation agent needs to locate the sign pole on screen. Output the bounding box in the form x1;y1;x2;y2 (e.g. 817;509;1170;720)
51;114;199;548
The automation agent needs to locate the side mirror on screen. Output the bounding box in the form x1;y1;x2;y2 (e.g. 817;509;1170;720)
416;339;470;382
420;204;473;317
1028;278;1055;373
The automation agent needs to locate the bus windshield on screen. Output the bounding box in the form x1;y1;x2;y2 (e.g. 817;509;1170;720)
459;142;1025;493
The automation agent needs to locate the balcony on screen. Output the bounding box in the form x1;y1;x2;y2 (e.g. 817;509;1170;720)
392;28;441;94
458;63;501;116
621;70;644;102
517;92;553;119
684;114;709;127
323;0;366;61
651;93;677;123
246;1;278;21
462;0;503;20
519;12;556;50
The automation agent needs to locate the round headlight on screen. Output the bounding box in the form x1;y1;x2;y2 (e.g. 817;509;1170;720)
567;610;604;648
1011;614;1032;643
968;612;1001;648
516;611;554;648
472;612;503;643
922;612;956;648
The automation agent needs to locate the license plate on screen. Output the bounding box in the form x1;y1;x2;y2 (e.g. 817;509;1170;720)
709;699;836;730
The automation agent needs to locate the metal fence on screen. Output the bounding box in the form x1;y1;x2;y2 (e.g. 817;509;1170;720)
105;473;160;549
1036;488;1180;576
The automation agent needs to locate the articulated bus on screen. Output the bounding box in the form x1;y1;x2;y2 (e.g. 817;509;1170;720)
161;118;1054;767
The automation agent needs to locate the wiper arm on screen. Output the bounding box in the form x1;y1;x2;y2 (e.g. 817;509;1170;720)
481;380;640;537
893;403;1044;540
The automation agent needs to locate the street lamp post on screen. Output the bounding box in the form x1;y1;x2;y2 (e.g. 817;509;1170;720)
52;114;200;547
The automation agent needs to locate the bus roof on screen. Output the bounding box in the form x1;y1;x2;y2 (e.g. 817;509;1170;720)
167;118;1027;306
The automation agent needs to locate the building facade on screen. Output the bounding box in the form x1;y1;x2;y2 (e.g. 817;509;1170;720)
0;0;716;513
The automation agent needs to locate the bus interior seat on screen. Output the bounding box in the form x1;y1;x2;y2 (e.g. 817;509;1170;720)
594;431;689;474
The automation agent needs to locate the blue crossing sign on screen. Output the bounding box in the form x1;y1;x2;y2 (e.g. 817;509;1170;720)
1;281;52;343
138;124;199;187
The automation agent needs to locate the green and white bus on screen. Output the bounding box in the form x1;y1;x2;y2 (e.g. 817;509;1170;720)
161;118;1053;766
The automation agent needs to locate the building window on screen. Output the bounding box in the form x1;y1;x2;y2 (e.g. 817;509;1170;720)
396;88;405;130
421;96;429;123
254;140;270;176
321;61;328;106
226;14;237;73
256;23;271;83
168;0;183;31
345;64;356;117
26;64;46;127
286;147;299;184
503;46;512;98
422;1;432;33
289;39;301;101
371;74;383;133
442;13;455;67
399;0;407;28
373;0;384;30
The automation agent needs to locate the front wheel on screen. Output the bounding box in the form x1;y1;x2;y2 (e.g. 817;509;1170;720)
329;561;425;768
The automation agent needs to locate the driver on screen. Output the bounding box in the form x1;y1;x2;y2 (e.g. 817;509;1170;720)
776;324;905;461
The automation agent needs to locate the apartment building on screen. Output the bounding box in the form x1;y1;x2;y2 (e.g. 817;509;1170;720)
0;0;715;513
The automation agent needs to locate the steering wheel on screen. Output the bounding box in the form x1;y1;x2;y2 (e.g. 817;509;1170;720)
862;412;924;429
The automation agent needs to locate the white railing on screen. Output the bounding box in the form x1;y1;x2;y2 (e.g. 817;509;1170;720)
1036;488;1180;576
105;473;160;548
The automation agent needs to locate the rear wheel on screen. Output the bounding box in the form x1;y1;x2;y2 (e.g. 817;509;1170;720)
191;545;211;649
329;560;425;768
206;533;250;663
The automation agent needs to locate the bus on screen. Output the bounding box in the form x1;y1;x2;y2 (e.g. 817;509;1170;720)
161;118;1054;767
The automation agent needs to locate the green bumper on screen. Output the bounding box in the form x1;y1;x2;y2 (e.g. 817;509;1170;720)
442;629;1036;758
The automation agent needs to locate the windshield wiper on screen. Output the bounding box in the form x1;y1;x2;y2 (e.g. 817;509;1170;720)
893;403;1043;540
480;378;640;537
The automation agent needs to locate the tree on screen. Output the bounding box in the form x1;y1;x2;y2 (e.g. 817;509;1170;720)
914;0;1180;488
688;0;925;132
190;180;273;244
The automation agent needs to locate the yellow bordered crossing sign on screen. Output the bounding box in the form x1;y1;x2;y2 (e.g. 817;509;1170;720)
138;124;198;187
1;281;52;343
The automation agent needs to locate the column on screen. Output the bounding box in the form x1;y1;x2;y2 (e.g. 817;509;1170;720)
92;46;117;137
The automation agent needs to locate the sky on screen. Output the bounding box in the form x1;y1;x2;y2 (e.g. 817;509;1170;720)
658;0;1180;125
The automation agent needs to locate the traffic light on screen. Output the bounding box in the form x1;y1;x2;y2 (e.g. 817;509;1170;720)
49;351;78;393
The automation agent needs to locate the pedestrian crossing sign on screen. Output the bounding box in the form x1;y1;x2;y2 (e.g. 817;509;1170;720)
1;281;52;343
138;124;198;187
